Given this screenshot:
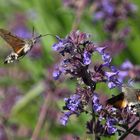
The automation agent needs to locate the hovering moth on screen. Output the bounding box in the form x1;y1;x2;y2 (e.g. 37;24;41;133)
107;85;140;110
0;28;52;64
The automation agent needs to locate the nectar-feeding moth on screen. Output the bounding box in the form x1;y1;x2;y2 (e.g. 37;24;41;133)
0;28;54;64
107;85;140;111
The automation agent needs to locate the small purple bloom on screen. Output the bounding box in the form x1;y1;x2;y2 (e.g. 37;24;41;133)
111;66;128;84
107;126;117;134
108;82;117;89
110;66;118;72
105;71;118;80
64;94;82;114
95;47;112;65
93;94;102;112
95;47;106;55
94;11;104;21
93;104;102;112
118;70;128;82
93;93;99;104
60;112;72;126
53;69;62;80
102;53;112;65
120;60;133;69
105;71;122;89
52;41;64;51
106;118;116;126
106;118;117;134
102;0;115;15
83;51;92;65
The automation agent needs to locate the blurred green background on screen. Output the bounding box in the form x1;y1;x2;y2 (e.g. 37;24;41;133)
0;0;140;140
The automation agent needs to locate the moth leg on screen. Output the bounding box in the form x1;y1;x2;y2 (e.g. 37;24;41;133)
4;52;18;64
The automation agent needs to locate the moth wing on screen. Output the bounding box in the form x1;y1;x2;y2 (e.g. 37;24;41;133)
106;93;127;108
122;85;138;102
0;29;25;53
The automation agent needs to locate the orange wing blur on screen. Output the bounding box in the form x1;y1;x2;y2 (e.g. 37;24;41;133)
106;93;128;108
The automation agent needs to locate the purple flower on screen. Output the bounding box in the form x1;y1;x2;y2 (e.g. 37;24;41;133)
52;30;140;138
95;47;112;65
95;47;107;55
51;31;95;84
60;87;93;126
107;82;117;89
120;60;133;69
70;30;91;44
110;66;118;72
60;112;72;126
60;95;81;126
107;125;117;134
60;93;83;126
105;71;122;89
92;95;119;135
93;93;99;103
52;41;64;51
53;68;62;80
64;94;81;113
102;53;112;65
102;0;115;15
105;71;118;79
83;51;92;65
93;0;137;32
93;104;102;112
92;94;102;112
92;94;138;136
106;118;117;134
118;70;128;82
110;66;129;85
52;37;75;56
94;11;105;21
106;118;116;126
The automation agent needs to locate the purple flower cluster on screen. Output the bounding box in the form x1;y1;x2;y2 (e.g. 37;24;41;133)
93;0;137;32
60;87;92;126
92;94;118;135
90;94;138;136
52;30;140;138
92;0;137;57
52;31;124;89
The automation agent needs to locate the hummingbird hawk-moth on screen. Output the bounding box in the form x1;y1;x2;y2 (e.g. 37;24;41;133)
107;85;140;111
0;28;52;64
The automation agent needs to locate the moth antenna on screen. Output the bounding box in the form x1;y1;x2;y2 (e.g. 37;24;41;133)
32;26;35;38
